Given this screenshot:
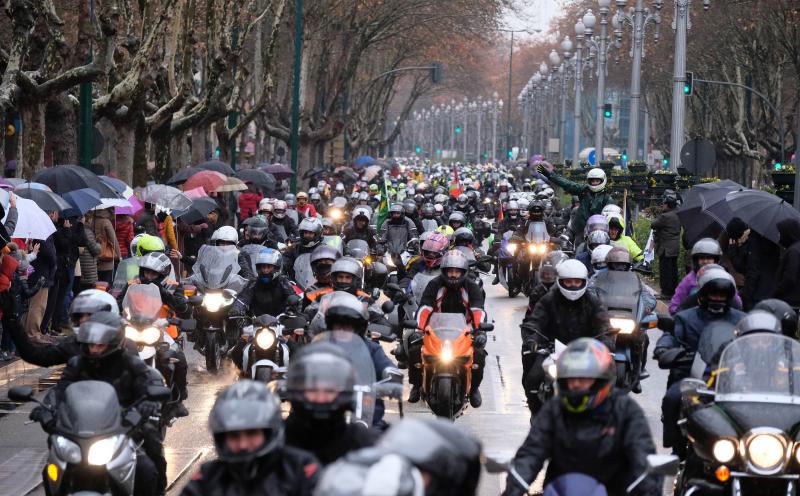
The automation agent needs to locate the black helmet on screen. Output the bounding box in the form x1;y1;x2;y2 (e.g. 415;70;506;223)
413;193;425;206
330;257;364;294
733;310;782;337
421;204;435;219
440;250;469;289
447;211;466;229
538;261;558;286
299;218;323;248
76;311;126;362
310;244;341;284
209;381;284;479
403;199;417;216
245;216;269;243
696;267;736;314
285;342;356;419
377;418;481;496
754;299;799;337
452;227;474;247
528;200;545;215
324;291;369;336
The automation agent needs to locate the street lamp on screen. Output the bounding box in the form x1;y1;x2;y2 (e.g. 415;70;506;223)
614;0;661;162
571;20;587;167
489;92;502;162
582;1;613;165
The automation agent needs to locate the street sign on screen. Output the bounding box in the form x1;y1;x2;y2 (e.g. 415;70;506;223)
547;138;560;154
588;149;596;166
680;137;715;176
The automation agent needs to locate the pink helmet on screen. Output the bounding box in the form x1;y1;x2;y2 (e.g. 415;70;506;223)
421;233;449;268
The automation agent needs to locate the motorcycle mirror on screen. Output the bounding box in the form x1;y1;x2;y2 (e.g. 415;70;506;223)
381;300;395;314
371;288;381;301
8;385;34;402
124;409;142;427
403;319;418;329
223;288;237;300
146;385;172;402
646;454;680;476
478;323;495;332
548;236;561;244
657;315;675;334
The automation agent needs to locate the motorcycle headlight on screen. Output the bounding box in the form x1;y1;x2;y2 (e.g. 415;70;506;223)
203;292;224;312
746;433;786;471
141;327;161;345
87;435;123;466
330;208;343;221
527;244;537;255
713;439;736;463
441;340;454;362
124;325;139;341
538;244;547;254
255;328;276;350
53;435;82;464
546;363;558;380
507;243;518;255
610;318;636;335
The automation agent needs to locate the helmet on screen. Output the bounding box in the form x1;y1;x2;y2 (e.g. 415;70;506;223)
273;200;288;219
70;289;120;325
506;200;520;218
453;227;474;247
324;291;369;336
586;168;607;192
285;342;356;418
421;233;449;268
209;380;284;474
369;184;379;193
358;192;369;202
457;194;468;206
258;198;273;214
335;183;345;193
440;250;469;289
135;234;165;256
434;194;448;205
389;203;405;220
310;245;340;284
601;204;622;218
315;452;424;496
607;214;624;237
299;217;323;248
321;217;335;234
211;225;239;245
545;250;570;268
662;190;678;208
433;203;444;215
245;217;269;242
556;338;615;413
377;418;481;496
542;187;554;198
421;204;435;218
586;214;609;234
539;262;558;286
138;252;172;283
413;194;425;205
330;257;364;294
605;247;632;271
447;211;466;229
297;191;309;202
690;238;722;272
255;248;282;283
353;207;370;222
528;200;545;217
517;198;530;212
696;267;736;314
734;310;782;337
310;192;322;202
586;230;610;250
403;199;417;216
76;311;125;361
556;259;588;301
754;299;799;337
309;187;319;196
591;245;614;271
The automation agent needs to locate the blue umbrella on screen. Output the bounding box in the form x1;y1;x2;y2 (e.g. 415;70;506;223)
63;188;102;216
354;155;376;167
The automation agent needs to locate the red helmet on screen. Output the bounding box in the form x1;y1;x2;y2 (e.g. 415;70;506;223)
421;233;449;268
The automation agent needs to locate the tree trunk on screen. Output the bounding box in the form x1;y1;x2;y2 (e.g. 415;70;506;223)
216;118;231;163
191;125;208;165
132;114;149;187
296;138;315;190
20;103;46;178
45;95;78;165
171;131;189;169
115;123;135;185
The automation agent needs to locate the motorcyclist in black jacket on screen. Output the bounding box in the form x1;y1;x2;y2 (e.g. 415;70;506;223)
503;338;660;496
231;248;300;320
181;381;319;496
490;200;524;285
271;200;300;242
341;206;379;252
520;259;612;414
284;218;324;282
284;342;378;465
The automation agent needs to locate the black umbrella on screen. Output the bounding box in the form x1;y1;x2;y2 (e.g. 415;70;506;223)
196;160;235;176
32;165;120;198
235;169;277;190
16;187;72;213
681;179;743;211
176;197;220;224
676;204;724;246
167;166;198;185
705;189;800;244
259;163;294;179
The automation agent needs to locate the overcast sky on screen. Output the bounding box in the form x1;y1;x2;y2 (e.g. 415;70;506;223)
502;0;562;37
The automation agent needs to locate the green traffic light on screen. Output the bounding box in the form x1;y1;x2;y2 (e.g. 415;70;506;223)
415;147;422;153
775;162;783;170
455;127;462;134
683;84;690;95
662;158;669;165
436;149;441;155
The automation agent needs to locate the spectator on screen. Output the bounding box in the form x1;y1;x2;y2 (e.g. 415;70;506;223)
774;218;800;306
25;216;57;343
136;202;159;235
238;183;263;221
724;218;779;310
77;221;100;292
115;214;135;258
92;208;121;285
651;194;681;299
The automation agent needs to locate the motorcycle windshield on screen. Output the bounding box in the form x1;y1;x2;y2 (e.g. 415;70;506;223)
193;246;241;290
121;284;162;323
428;313;468;341
313;331;377;426
591;271;642;314
411;272;437;303
113;258;141;291
525;222;548;243
324;235;343;254
294;252;316;290
240;244;263;275
57;381;122;437
345;240;370;260
716;334;800;404
421;219;439;233
455;245;476;262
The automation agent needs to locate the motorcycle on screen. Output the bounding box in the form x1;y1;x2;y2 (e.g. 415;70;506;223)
535;338;567;407
590;270;658;393
497;230;521;297
502;222;551;297
345;239;389;295
236;314;295;383
8;381;170;496
188;245;248;374
408;313;493;419
110;256;178;298
676;333;800;495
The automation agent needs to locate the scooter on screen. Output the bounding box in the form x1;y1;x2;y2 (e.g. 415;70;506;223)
237;314;294;383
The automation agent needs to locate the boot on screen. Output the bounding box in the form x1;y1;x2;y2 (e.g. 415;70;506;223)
174;402;189;418
469;388;482;408
491;274;500;285
408;385;421;403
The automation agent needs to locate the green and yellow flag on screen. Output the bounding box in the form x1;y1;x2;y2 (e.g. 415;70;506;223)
376;178;391;230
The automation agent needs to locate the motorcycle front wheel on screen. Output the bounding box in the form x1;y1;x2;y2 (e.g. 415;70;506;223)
205;332;221;374
433;376;457;420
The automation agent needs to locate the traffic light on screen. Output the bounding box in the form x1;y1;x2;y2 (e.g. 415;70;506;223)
684;71;694;96
455;127;461;134
430;61;443;84
603;103;612;118
662;158;669;165
621;150;628;161
435;149;441;155
507;150;513;158
415;147;422;153
775;162;783;170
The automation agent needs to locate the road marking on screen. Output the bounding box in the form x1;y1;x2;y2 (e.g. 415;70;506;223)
166;447;206;491
0;448;47;495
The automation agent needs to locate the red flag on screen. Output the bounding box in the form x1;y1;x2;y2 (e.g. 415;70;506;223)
497;202;504;221
449;165;463;198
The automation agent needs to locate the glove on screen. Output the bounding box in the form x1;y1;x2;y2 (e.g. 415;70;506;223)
537;163;549;176
138;400;162;418
375;382;403;400
472;331;487;349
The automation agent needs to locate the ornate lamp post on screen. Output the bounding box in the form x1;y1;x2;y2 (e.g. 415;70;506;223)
582;1;613;164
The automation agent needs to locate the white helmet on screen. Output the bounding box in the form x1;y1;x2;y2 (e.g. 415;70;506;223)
586;168;607;193
542;187;555;198
602;204;622;218
70;289;120;318
556;259;589;301
210;225;239;245
591;245;614;269
258;198;273;213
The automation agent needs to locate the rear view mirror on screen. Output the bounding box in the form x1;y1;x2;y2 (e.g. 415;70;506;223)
146;385;172;402
658;315;675;334
371;288;381;301
627;454;680;493
8;385;34;402
482;452;512;474
385;283;401;293
478;323;494;332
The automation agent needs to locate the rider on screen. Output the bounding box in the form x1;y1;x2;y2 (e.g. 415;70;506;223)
380;204;418;260
283;218;323;281
654;267;745;456
577;229;611;274
520;260;612;414
295;191;318;218
271;200;300;241
502;338;660;496
231;248;300;322
181;381;319;496
284;342;378;465
413;250;486;408
490;200;524;285
754;298;799;337
523;261;558;320
514;200;555;237
342;207;379;252
607;214;643;262
669;238;723;314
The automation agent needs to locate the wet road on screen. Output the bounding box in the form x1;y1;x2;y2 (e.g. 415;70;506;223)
0;276;670;495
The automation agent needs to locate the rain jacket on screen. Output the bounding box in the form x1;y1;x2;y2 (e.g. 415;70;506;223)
92;209;121;272
237;191;263;221
773;218;800;305
609;217;643;262
540;170;614;236
669;272;743;315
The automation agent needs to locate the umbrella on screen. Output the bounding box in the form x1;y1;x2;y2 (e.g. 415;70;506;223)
682;180;743;211
100;176;134;199
13;182;52;192
176;197;220;224
167;166;197;185
140;184;193;212
3;196;55;240
259;163;294;179
95;198;132;210
4;178;27;188
354;155;376;167
0;178;14;191
183;187;208;199
361;165;382;182
183;170;227;193
235;169;277;190
677;205;725;246
32;164;120;198
15;187;72;213
63;188;102;216
303;165;329;180
706;189;800;244
196;160;235;176
213;176;247;193
115;195;143;216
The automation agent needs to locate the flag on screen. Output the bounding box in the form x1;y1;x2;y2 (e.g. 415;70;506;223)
449;165;463;198
497;202;503;222
376;178;391;230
